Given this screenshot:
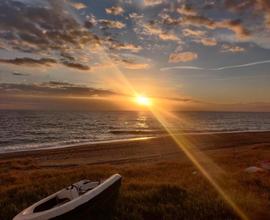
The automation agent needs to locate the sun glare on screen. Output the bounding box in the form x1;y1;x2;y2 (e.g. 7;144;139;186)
135;95;152;106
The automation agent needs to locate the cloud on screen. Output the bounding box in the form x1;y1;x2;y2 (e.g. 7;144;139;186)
266;14;270;28
111;54;150;70
70;2;87;10
177;5;198;16
221;44;245;53
180;15;215;28
105;6;124;15
0;57;90;71
161;66;204;71
182;28;217;46
209;1;270;49
84;14;97;29
164;7;250;40
161;60;270;71
181;16;250;40
200;38;217;46
182;28;205;37
42;81;75;87
223;0;254;12
210;0;270;47
110;42;142;53
121;61;150;70
128;12;143;19
224;0;270;29
12;72;30;76
119;57;150;70
259;0;270;28
0;82;116;97
169;52;198;63
99;19;126;29
143;0;163;7
0;58;57;66
90;57;150;71
0;0;269;76
11;72;30;76
62;62;90;71
159;32;180;41
0;0;98;52
216;19;250;39
142;22;180;41
0;0;99;70
210;60;270;71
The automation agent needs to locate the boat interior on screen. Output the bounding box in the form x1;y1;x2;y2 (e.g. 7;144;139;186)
33;180;100;213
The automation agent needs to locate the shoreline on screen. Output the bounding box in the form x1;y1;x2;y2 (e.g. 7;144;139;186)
0;136;156;155
1;130;270;163
1;130;270;157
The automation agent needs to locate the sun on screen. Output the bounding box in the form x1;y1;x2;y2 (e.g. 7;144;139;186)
135;95;152;106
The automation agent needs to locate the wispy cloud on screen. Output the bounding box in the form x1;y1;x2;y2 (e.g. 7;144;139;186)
161;60;270;71
0;58;57;66
0;82;116;97
161;66;204;71
210;60;270;71
0;57;91;71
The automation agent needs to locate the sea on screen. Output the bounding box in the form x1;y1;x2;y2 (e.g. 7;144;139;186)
0;110;270;154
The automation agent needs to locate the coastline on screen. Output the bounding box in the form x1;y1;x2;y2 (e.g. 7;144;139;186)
1;129;270;157
0;136;156;155
1;130;270;164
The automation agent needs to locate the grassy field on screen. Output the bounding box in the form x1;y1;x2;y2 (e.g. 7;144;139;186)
1;132;270;220
0;158;270;220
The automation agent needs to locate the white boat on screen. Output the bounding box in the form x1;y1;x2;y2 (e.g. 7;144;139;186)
13;174;122;220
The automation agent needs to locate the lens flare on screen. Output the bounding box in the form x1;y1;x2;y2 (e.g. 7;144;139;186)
135;95;152;106
87;35;249;220
150;108;249;220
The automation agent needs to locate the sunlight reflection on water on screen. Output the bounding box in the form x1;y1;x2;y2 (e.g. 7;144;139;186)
0;110;270;153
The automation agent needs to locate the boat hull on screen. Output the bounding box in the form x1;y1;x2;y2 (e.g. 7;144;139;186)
13;174;122;220
51;177;121;220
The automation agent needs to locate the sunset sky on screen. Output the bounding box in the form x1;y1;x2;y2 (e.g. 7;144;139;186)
0;0;270;111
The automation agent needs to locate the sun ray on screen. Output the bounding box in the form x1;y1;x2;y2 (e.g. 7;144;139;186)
149;107;249;220
91;31;249;220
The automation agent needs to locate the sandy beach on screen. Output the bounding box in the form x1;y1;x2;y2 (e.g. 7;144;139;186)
1;131;270;219
1;131;270;167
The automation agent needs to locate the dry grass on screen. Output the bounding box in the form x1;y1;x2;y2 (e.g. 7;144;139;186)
1;158;270;220
1;132;270;220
